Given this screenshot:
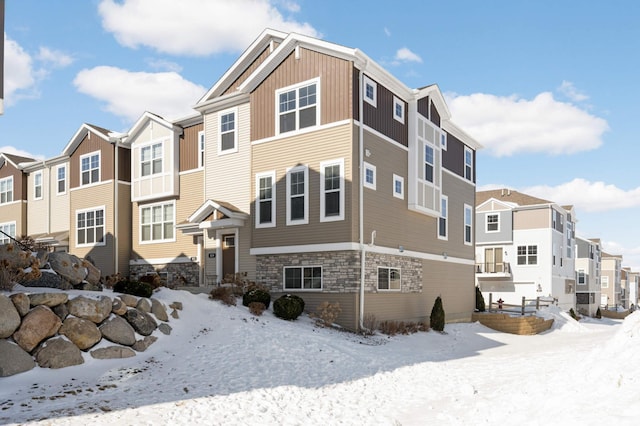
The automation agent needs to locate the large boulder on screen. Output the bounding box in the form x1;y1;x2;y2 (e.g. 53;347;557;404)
34;337;84;369
48;252;87;285
52;303;69;321
67;295;112;324
29;292;69;308
0;339;35;376
118;294;138;307
124;308;157;336
59;317;102;350
20;270;73;290
0;243;32;269
13;305;62;352
10;293;31;316
151;298;169;322
99;316;136;346
0;295;21;338
136;298;151;313
90;346;136;360
82;259;101;285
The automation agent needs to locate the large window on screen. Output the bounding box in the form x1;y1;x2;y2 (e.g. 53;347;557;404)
256;171;275;228
438;196;448;239
601;276;609;288
57;165;66;194
284;266;322;290
378;267;401;291
76;207;105;246
141;143;162;177
486;214;499;232
0;176;13;204
464;204;473;245
286;166;308;225
464;147;473;181
80;152;100;185
277;79;318;134
141;202;174;242
320;159;344;222
34;171;43;200
0;222;16;245
517;245;538;265
219;109;237;153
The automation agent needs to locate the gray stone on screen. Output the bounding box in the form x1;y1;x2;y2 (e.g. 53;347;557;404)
99;316;136;346
48;252;87;285
29;292;69;308
132;335;158;352
59;317;102;351
83;259;101;285
171;309;179;319
0;295;21;338
151;298;169;322
20;271;73;290
13;305;62;352
0;339;35;376
124;308;157;336
34;337;84;369
10;293;30;316
52;303;69;321
90;345;136;359
35;249;49;268
169;301;183;310
118;294;138;307
111;297;127;315
75;281;103;292
67;295;112;324
0;243;31;269
136;298;151;313
158;323;172;335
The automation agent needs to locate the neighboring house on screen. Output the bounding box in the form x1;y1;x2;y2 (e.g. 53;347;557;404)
575;236;601;316
475;189;576;311
189;29;481;330
61;123;131;277
599;252;622;309
0;153;33;244
124;112;205;286
624;269;640;309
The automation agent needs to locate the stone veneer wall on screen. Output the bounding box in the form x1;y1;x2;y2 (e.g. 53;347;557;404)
130;261;200;287
364;252;422;293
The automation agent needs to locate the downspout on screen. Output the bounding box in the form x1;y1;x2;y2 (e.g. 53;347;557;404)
114;141;119;275
358;68;365;331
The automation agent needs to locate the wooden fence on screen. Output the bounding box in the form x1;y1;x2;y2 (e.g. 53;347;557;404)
488;293;557;316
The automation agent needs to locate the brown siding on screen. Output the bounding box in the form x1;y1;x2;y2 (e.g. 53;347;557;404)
117;147;131;182
442;131;473;181
251;48;353;141
0;163;26;201
179;123;203;172
430;102;441;126
418;96;429;118
352;67;360;122
361;75;408;147
69;133;114;189
222;46;273;96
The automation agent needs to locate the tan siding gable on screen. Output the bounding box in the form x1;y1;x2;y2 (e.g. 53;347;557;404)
513;208;550;230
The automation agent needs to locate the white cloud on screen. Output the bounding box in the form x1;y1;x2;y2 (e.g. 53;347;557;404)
98;0;320;56
36;47;74;68
557;80;589;102
73;66;206;122
0;145;44;161
446;92;609;157
145;58;183;73
3;34;36;105
384;27;391;37
394;47;422;63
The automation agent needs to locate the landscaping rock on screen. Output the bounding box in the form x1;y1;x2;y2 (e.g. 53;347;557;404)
20;270;73;290
171;309;179;319
118;294;138;307
124;308;157;336
99;316;136;346
83;259;101;285
29;292;69;308
158;323;172;335
13;305;62;352
132;335;157;352
0;243;31;269
48;252;87;285
151;298;169;322
0;339;35;376
0;295;21;338
67;295;112;324
90;345;136;359
136;298;151;313
75;281;103;292
169;301;183;310
35;337;84;369
10;293;30;316
111;297;127;315
59;317;102;350
52;303;69;321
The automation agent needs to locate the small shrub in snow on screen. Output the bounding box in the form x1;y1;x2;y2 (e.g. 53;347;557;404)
209;286;236;306
113;279;153;298
242;286;271;309
273;294;305;320
430;296;445;332
379;320;428;336
475;286;486;312
361;313;378;335
596;307;602;319
569;308;580;321
310;301;342;327
248;302;266;316
139;273;162;289
0;262;16;291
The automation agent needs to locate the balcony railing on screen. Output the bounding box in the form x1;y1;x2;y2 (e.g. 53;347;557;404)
476;262;511;275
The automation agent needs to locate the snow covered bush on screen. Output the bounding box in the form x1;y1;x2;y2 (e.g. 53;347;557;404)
273;294;305;320
430;296;445;332
242;286;271;309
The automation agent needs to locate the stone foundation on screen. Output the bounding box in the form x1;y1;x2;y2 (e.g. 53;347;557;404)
130;261;200;287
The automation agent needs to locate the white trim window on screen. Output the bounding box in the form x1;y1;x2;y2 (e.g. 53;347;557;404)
256;171;276;228
464;204;473;245
140;202;175;243
601;276;609;288
378;267;401;291
34;171;43;200
363;75;377;107
424;144;435;183
198;131;205;168
486;214;499;232
438;195;448;239
363;162;376;190
393;174;404;199
0;176;13;204
276;78;319;134
320;158;345;222
56;165;66;195
578;269;586;285
393;96;405;123
517;245;538;265
141;143;162;177
284;266;322;290
441;132;447;150
464;147;473;181
80;151;101;185
0;222;16;244
76;206;105;247
286;165;308;225
218;108;238;154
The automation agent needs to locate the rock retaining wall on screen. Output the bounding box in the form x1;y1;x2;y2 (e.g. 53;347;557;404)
0;292;182;377
471;312;554;335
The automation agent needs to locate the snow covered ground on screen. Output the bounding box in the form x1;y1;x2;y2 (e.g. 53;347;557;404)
1;287;639;425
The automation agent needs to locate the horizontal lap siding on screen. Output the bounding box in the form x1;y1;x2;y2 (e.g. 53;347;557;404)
0;202;26;235
271;291;359;331
27;169;49;235
117;184;131;276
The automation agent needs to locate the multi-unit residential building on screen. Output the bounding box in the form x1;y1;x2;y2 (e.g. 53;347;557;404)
622;268;639;309
475;189;577;310
0;153;33;244
575;236;602;316
600;252;622;309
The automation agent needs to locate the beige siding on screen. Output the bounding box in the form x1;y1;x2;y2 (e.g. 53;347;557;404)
50;163;70;234
117;183;131;276
252;123;355;247
271;291;359;331
514;208;549;230
130;121;177;200
27;168;49;235
0;202;26;236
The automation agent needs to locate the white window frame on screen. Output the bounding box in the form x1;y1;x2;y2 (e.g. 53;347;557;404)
424;144;435;183
0;221;16;245
393;174;404;199
275;78;320;135
464;147;473;181
577;269;586;285
363;162;376;190
0;177;13;205
256;171;276;228
140;142;163;177
80;151;101;186
517;245;538;265
283;265;323;290
198;131;205;168
320;158;345;222
33;171;43;200
486;214;499;232
601;276;609;288
76;206;105;247
139;201;175;244
464;204;473;245
377;266;401;291
393;96;405;123
441;132;447;151
218;107;238;154
286;165;308;226
363;75;377;107
438;195;448;240
56;165;66;195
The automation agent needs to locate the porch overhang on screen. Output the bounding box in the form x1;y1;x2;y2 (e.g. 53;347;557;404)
178;199;248;234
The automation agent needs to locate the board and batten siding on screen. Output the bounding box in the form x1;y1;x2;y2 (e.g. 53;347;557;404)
251;123;355;248
250;48;353;141
179;123;203;172
69;134;114;189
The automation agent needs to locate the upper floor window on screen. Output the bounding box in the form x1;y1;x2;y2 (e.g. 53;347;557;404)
393;96;405;123
57;165;66;194
424;145;435;183
256;171;275;228
601;275;609;288
441;133;447;150
198;131;205;168
141;143;162;177
287;166;308;225
33;172;43;200
464;147;473;181
0;177;13;204
80;151;100;185
578;269;586;285
378;267;401;291
363;75;377;107
486;214;499;232
438;196;448;239
0;222;16;245
393;174;404;199
140;202;175;243
363;162;376;190
219;108;237;153
464;204;473;245
277;79;318;134
320;158;344;222
517;245;538;265
76;207;105;247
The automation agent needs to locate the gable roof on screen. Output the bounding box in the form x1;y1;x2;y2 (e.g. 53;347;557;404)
124;111;181;144
1;153;35;169
476;189;552;207
62;123;113;156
